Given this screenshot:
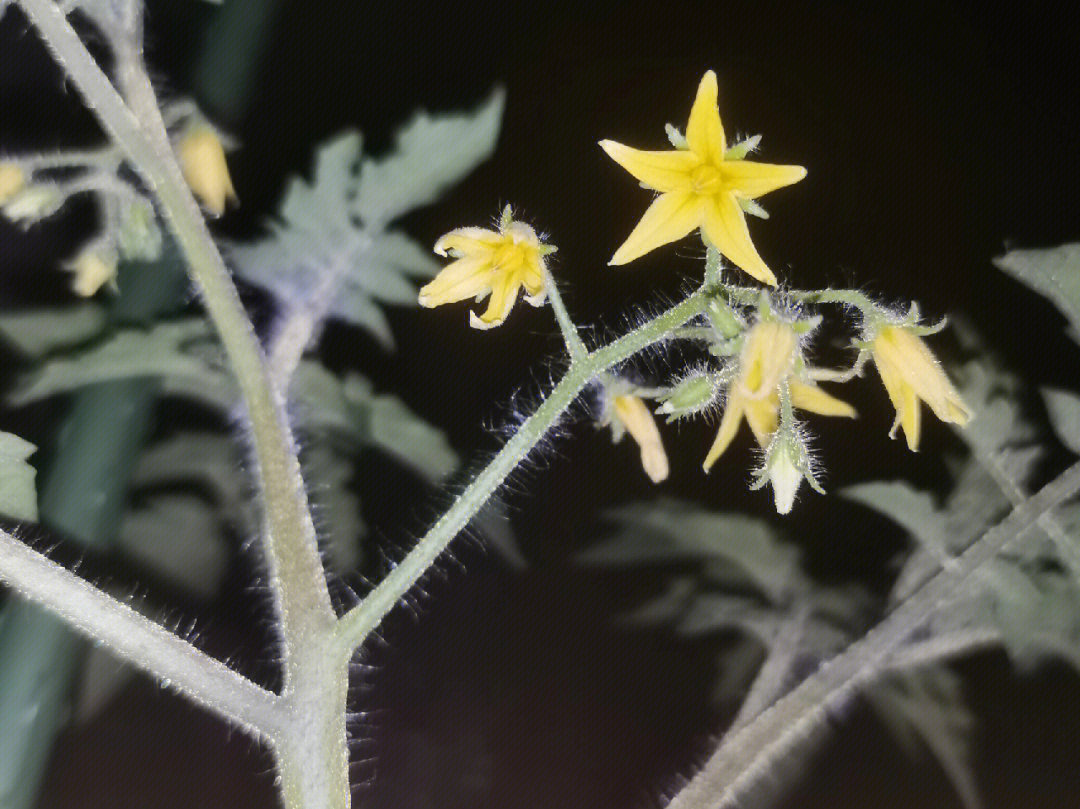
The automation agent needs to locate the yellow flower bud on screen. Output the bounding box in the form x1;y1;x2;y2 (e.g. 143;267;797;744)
178;127;237;217
0;162;26;204
65;246;117;297
611;394;669;483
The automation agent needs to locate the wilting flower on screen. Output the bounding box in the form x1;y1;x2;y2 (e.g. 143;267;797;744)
0;162;25;204
602;393;669;483
419;207;556;330
870;324;972;451
178;126;237;217
703;319;854;471
64;244;118;297
600;70;806;284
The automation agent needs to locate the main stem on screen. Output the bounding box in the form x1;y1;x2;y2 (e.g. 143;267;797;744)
16;0;335;685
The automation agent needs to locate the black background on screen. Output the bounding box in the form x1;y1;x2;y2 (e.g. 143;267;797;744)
2;1;1080;808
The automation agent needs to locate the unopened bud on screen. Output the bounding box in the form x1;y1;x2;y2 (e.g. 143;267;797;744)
1;184;63;225
656;373;717;421
65;245;118;297
0;162;26;204
118;198;163;261
752;431;823;515
178;126;237;217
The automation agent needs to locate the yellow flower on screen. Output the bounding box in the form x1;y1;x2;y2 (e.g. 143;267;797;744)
178;126;237;217
64;245;117;297
0;162;26;204
606;394;669;483
600;70;806;285
419;207;555;330
871;324;972;451
703;319;855;471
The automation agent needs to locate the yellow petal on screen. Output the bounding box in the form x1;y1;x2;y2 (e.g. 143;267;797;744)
470;269;518;329
613;395;669;483
599;141;699;193
744;397;779;446
521;253;547;298
789;380;857;418
873;349;920;450
703;397;745;471
739;321;797;396
685;70;726;164
418;256;493;307
0;163;26;204
722;160;807;199
433;227;502;257
701;195;777;286
178;128;237;217
609;192;703;266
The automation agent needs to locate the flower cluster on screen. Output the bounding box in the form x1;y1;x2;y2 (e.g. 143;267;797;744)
419;71;973;513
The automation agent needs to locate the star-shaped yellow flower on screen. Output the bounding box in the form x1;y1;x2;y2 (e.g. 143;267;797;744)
703;320;855;471
870;324;972;451
419;207;555;330
601;71;806;285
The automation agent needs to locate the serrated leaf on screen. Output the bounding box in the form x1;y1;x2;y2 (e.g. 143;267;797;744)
6;319;233;409
581;499;798;603
0;432;37;522
867;668;980;809
0;304;107;359
290;362;457;482
354;88;504;227
1042;388;1080;455
993;243;1080;341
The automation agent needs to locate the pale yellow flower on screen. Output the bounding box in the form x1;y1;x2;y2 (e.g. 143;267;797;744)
601;71;806;284
703;320;855;471
420;208;555;330
64;246;117;297
178;126;237;217
871;324;972;451
606;394;669;483
0;162;25;204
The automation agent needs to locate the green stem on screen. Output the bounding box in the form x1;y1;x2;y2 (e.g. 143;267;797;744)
665;457;1080;809
16;0;335;683
333;287;710;657
543;268;588;361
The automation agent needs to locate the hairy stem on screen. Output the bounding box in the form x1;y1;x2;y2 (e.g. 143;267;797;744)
16;0;334;683
0;529;281;739
543;268;588;361
333;287;710;657
666;458;1080;809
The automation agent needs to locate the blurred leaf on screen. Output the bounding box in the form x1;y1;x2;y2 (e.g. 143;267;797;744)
291;362;457;482
1042;387;1080;455
993;243;1080;342
0;304;107;360
867;668;980;809
6;319;233;409
580;499;798;603
302;442;365;573
0;432;37;522
119;495;230;599
73;643;134;724
354;88;504;227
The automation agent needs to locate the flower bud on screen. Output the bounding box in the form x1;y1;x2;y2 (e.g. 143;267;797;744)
177;126;237;217
0;162;26;204
118;198;163;261
1;184;63;225
751;429;823;515
65;245;118;297
656;373;717;421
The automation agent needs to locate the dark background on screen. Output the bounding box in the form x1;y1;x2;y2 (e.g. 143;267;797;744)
2;1;1080;808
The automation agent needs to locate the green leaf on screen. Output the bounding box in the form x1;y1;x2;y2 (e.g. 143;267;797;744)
867;668;980;809
302;442;365;573
6;319;234;409
118;495;230;599
993;243;1080;342
1042;388;1080;455
0;304;107;360
0;432;37;522
353;88;505;227
581;499;799;603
